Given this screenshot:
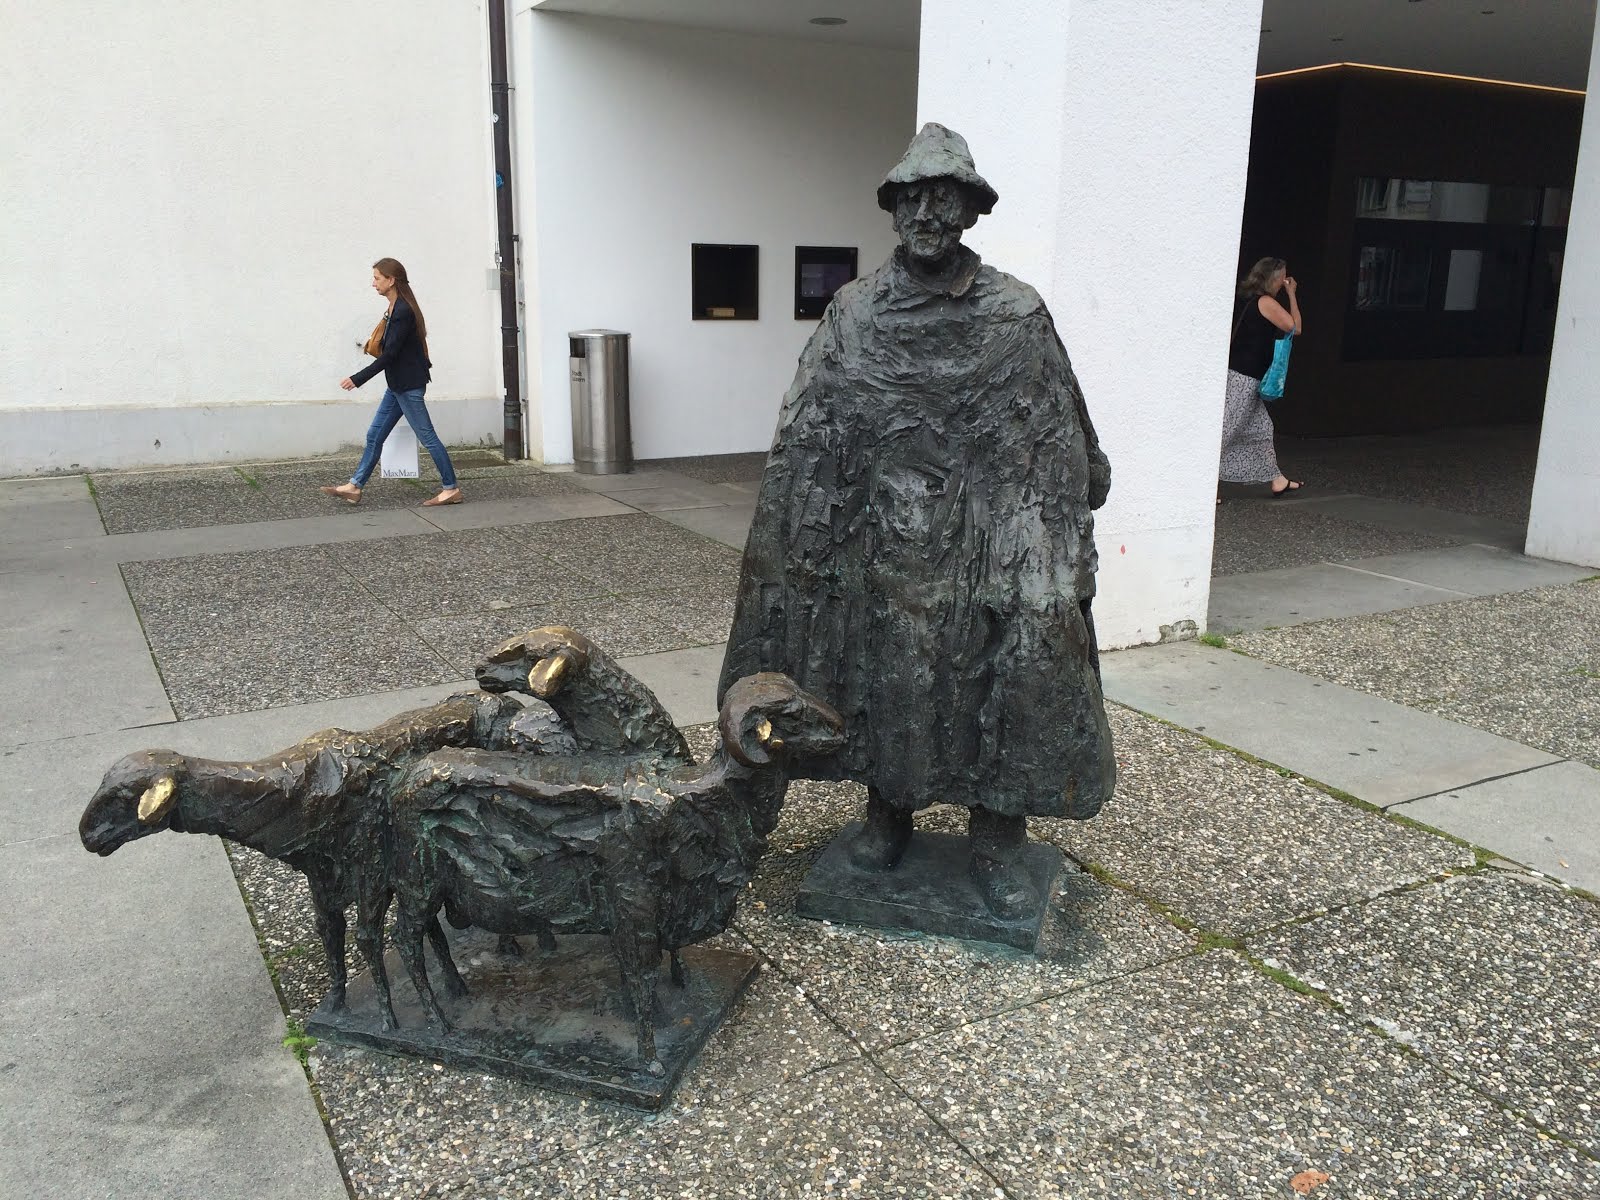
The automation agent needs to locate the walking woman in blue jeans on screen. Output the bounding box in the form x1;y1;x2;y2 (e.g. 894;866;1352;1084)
321;257;463;507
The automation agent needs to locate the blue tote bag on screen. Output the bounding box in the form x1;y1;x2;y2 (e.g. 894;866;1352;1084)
1260;333;1293;400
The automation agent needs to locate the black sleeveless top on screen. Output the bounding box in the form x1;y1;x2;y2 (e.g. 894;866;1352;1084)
1228;292;1284;380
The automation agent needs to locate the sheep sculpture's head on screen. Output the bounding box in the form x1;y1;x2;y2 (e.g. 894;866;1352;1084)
719;673;845;769
475;625;595;700
80;749;189;855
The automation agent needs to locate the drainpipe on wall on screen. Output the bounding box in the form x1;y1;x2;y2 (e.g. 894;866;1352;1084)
487;0;523;460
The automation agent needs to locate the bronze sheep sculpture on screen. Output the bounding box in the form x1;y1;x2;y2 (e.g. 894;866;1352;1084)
79;625;840;1078
78;626;689;1027
387;671;844;1066
79;690;529;1028
474;624;690;764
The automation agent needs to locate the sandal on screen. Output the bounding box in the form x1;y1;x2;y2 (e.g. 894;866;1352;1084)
1270;480;1304;497
422;487;464;507
319;483;362;506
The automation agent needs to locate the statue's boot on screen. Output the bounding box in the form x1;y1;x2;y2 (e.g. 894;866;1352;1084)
968;807;1034;920
845;788;913;871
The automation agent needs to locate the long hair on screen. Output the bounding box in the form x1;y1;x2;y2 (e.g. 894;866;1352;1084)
373;257;427;349
1238;256;1286;298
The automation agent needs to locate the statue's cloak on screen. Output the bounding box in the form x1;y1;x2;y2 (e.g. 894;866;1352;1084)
719;246;1115;818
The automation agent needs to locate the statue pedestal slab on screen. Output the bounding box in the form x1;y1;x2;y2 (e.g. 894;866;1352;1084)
306;929;758;1111
795;821;1062;952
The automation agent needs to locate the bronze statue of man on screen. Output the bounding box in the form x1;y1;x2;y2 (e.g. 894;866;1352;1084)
719;123;1115;920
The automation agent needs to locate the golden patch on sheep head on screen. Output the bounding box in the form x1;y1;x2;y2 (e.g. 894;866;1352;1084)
137;776;177;824
527;651;572;698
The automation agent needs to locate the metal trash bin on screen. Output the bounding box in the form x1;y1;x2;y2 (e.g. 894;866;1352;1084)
568;329;632;474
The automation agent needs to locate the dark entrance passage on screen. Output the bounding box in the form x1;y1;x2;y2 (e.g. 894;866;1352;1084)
1213;423;1538;578
1239;65;1581;438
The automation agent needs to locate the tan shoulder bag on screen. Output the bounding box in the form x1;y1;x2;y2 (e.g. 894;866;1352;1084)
362;313;388;357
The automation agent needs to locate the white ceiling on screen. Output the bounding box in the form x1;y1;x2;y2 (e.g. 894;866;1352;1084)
532;0;1596;90
1259;0;1596;91
530;0;920;52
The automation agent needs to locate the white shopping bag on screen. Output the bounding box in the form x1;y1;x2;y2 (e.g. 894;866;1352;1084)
380;421;420;478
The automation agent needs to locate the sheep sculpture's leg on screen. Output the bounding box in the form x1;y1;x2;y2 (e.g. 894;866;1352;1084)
307;876;349;1011
670;950;686;988
425;918;470;1000
394;906;452;1031
496;934;525;958
355;879;399;1030
608;920;662;1070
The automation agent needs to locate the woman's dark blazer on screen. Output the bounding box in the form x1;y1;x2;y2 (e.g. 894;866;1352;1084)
350;297;432;391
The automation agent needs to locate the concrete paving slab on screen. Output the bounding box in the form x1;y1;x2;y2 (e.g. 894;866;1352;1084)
0;475;93;507
0;475;106;545
516;1059;1006;1199
0;834;345;1200
9;638;138;764
1043;707;1474;937
414;589;719;669
1207;560;1464;633
1211;499;1465;576
520;513;742;592
334;530;605;617
879;951;1595;1197
1300;494;1526;549
738;843;1194;1053
642;452;768;484
119;543;343;607
1228;580;1600;771
654;500;756;549
564;467;701;494
1100;641;1560;806
90;469;277;533
1334;542;1595;596
308;952;857;1197
1253;872;1600;1157
0;558;174;742
155;616;459;720
1392;761;1600;890
604;482;738;512
97;507;436;563
616;642;728;726
413;490;632;532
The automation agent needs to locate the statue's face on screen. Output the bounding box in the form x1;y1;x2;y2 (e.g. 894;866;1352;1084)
892;179;972;266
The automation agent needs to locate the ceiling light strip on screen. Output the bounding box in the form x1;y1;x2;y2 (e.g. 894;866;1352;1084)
1255;61;1585;96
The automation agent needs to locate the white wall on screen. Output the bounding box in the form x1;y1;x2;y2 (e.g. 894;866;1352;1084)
0;0;504;474
919;0;1263;648
518;14;917;462
1526;28;1600;567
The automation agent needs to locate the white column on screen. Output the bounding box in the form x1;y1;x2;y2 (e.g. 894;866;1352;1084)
917;0;1264;647
1526;31;1600;567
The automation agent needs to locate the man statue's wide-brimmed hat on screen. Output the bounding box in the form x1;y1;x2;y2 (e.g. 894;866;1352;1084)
877;122;998;215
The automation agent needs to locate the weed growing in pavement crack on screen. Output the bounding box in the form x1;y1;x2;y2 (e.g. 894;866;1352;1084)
1073;857;1210;939
282;1018;317;1069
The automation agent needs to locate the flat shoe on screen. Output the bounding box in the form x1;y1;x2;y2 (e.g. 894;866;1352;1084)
422;489;463;507
320;485;362;506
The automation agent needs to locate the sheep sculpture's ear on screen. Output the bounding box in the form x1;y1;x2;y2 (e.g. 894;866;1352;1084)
721;678;790;768
527;646;582;698
727;721;772;768
136;776;177;824
523;627;593;698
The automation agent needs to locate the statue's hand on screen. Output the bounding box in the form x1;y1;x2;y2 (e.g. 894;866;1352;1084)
1088;459;1111;511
